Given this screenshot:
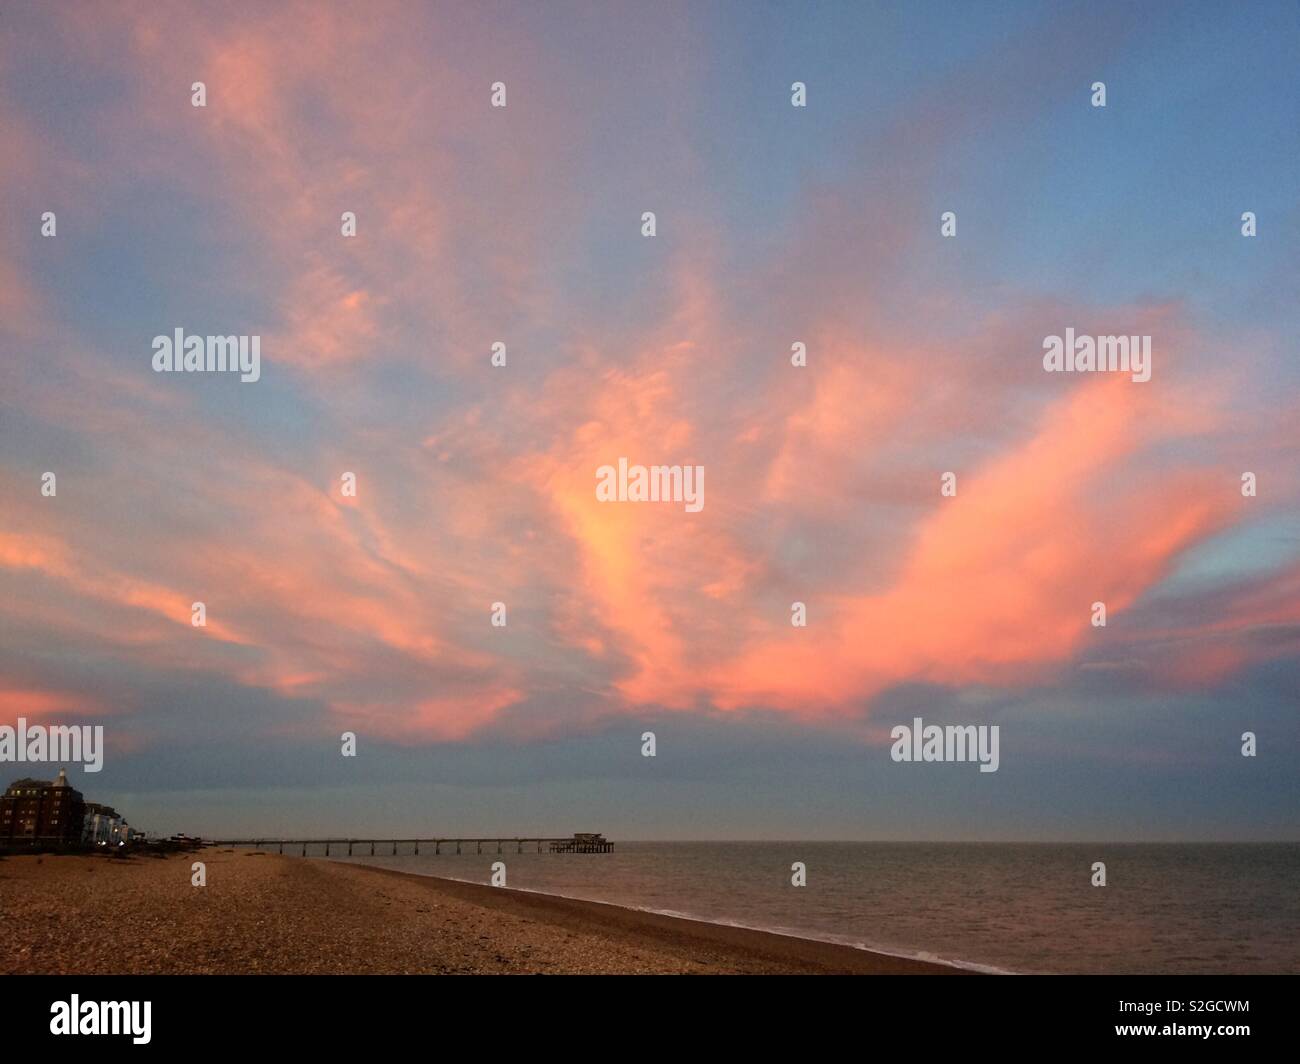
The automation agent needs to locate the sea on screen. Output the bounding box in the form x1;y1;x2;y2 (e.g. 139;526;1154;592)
327;841;1300;974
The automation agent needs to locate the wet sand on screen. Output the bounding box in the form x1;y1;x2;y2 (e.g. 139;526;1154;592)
0;849;963;974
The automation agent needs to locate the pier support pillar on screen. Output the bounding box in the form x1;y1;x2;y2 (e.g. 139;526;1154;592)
302;843;307;856
393;841;398;855
348;842;353;856
279;842;283;855
370;841;375;856
456;840;461;854
325;842;330;856
414;841;419;855
477;840;482;855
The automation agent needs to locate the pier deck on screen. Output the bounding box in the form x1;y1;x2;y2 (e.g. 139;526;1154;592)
208;833;613;855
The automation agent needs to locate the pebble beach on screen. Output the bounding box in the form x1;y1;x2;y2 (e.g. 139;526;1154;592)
0;849;958;975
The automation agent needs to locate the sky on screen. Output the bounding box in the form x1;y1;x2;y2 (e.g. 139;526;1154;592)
1;0;1297;841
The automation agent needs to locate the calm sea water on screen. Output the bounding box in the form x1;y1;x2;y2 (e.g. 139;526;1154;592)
325;842;1300;973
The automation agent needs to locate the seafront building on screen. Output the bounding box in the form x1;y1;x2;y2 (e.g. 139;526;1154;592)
83;801;134;846
0;768;86;844
0;768;137;848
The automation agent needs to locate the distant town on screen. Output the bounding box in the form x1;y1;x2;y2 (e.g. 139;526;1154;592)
0;772;614;861
0;767;194;855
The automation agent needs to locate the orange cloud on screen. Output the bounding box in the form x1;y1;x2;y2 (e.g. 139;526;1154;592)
0;687;107;726
703;376;1240;712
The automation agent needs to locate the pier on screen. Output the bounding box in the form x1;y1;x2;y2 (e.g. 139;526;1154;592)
207;832;613;856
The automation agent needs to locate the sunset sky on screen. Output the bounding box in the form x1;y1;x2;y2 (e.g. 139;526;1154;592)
1;1;1297;840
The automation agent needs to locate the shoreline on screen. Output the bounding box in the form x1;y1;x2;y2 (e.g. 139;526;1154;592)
342;859;972;974
342;859;997;973
0;850;966;974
